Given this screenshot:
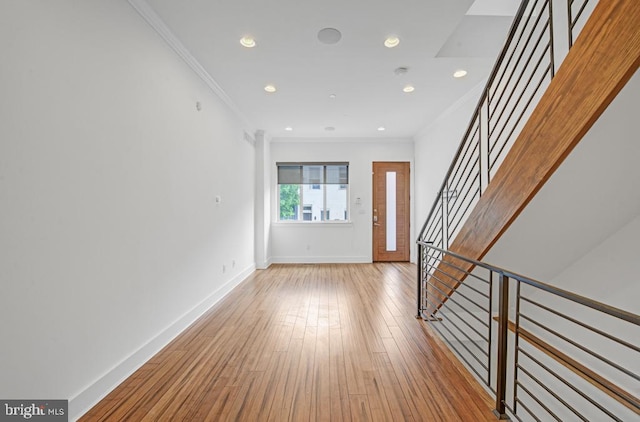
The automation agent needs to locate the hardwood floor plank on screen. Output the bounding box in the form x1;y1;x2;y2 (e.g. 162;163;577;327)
81;263;496;421
372;351;415;421
348;394;372;422
329;326;352;422
312;322;332;421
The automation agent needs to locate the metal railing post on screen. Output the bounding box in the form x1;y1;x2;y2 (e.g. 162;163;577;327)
494;273;510;420
416;242;423;319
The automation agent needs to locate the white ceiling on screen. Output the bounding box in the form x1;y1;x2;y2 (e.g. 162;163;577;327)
141;0;518;139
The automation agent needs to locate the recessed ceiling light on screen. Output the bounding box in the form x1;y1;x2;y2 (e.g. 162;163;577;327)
329;94;336;99
384;36;400;48
325;126;335;131
403;85;415;93
453;69;468;78
285;126;293;131
318;28;342;45
378;126;386;131
240;36;256;48
264;84;276;93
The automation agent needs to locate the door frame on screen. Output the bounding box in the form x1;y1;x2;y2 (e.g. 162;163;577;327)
372;161;410;262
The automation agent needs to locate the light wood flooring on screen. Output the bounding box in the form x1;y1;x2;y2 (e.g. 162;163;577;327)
81;263;496;421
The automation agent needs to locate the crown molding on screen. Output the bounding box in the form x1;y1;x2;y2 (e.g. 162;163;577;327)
127;0;254;132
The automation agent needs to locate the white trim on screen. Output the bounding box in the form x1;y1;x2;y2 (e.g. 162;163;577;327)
271;137;414;144
272;221;354;227
256;257;273;270
126;0;254;132
271;256;370;264
69;264;256;420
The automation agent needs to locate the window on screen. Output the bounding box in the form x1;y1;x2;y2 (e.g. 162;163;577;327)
278;162;349;222
303;204;313;221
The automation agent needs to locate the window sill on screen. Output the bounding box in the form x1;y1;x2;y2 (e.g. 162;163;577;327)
273;221;353;227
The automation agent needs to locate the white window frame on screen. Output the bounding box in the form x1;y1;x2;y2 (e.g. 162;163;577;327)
277;162;350;223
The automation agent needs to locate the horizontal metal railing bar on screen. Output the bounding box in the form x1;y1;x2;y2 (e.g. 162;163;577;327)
517;362;592;422
571;0;590;30
424;222;440;240
488;37;551;146
417;0;533;240
488;0;546;104
422;287;490;344
427;268;489;302
520;296;640;353
426;269;490;313
429;268;489;302
416;242;640;327
488;2;551;127
514;399;541;422
421;313;491;388
489;62;552;171
448;187;481;237
518;347;621;421
448;139;479;190
424;275;491;321
424;234;441;250
519;313;640;382
447;175;479;219
423;295;490;358
515;380;562;421
423;206;442;239
447;180;478;220
498;316;640;413
447;158;480;212
448;126;480;187
447;169;479;215
488;20;551;135
425;253;491;295
425;251;491;286
421;310;490;385
488;0;540;103
448;191;481;241
489;35;551;148
425;298;489;360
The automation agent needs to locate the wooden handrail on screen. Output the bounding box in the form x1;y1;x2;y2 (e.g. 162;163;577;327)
425;0;640;315
494;317;640;415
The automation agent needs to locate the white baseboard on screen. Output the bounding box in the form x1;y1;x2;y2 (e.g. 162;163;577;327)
270;256;371;264
68;264;256;421
256;256;273;269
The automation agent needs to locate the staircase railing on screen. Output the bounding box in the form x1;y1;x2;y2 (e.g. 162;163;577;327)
417;0;598;251
417;242;640;421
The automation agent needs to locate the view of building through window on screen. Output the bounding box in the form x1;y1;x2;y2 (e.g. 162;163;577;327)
277;163;349;222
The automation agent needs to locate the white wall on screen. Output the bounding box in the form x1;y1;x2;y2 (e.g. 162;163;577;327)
270;139;414;263
0;1;255;419
484;71;640;285
413;83;484;235
550;214;640;314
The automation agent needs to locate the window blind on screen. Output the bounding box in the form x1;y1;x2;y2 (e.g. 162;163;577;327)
277;163;349;185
